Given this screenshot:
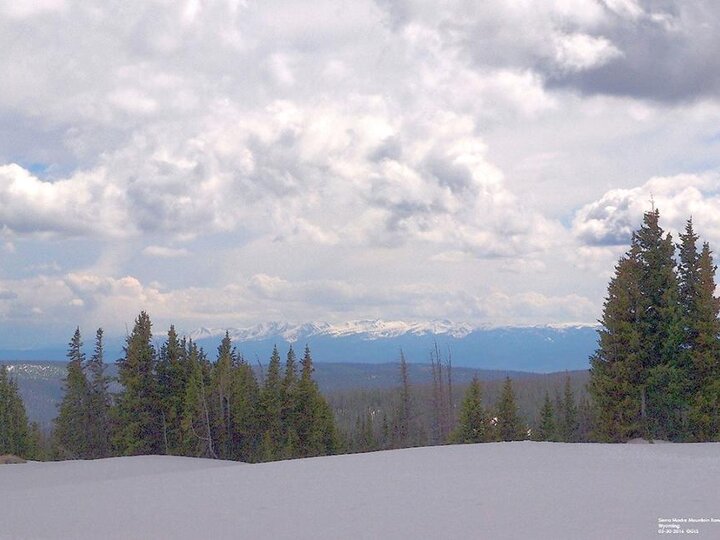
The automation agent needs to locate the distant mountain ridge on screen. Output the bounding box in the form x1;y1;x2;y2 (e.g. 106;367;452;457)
187;319;594;343
186;319;599;373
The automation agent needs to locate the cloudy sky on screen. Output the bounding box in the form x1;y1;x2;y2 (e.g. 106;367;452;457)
1;0;720;347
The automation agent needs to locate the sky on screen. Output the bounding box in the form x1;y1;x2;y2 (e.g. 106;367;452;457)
1;0;720;347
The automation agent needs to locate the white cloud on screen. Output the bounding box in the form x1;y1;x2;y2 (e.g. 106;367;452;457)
572;172;720;247
553;33;622;72
0;0;719;343
0;270;598;337
0;164;127;237
0;0;570;258
0;95;558;257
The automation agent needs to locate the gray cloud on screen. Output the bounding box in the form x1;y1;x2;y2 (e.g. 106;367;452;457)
548;1;720;102
376;0;720;104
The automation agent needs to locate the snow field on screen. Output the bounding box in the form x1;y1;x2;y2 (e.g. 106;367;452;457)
1;442;719;539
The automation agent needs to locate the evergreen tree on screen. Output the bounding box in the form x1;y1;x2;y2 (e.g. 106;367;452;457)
181;344;216;458
210;332;235;459
495;377;524;441
449;376;488;444
635;209;686;440
558;376;578;442
85;328;112;458
54;328;91;459
535;392;556;442
686;242;720;440
678;219;701;322
156;326;188;455
281;346;299;458
259;345;284;459
0;364;30;457
589;246;644;441
294;346;337;457
283;346;298;389
114;311;163;455
230;356;261;461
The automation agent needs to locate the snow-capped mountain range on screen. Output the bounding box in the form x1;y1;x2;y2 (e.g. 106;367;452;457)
187;319;593;343
183;319;599;372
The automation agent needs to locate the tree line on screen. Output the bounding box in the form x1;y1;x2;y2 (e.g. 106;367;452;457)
11;311;337;462
2;335;591;461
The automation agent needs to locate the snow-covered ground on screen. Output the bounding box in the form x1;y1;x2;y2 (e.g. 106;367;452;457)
2;442;719;539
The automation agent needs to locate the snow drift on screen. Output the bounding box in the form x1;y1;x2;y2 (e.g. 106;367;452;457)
1;442;719;539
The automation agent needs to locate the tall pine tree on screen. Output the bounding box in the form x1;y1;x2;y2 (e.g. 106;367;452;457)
635;209;686;440
181;341;216;458
230;354;261;461
686;241;720;440
54;328;91;459
85;328;112;458
294;346;338;457
114;311;163;455
157;326;189;455
589;246;644;441
280;346;299;458
210;332;235;459
259;345;284;460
